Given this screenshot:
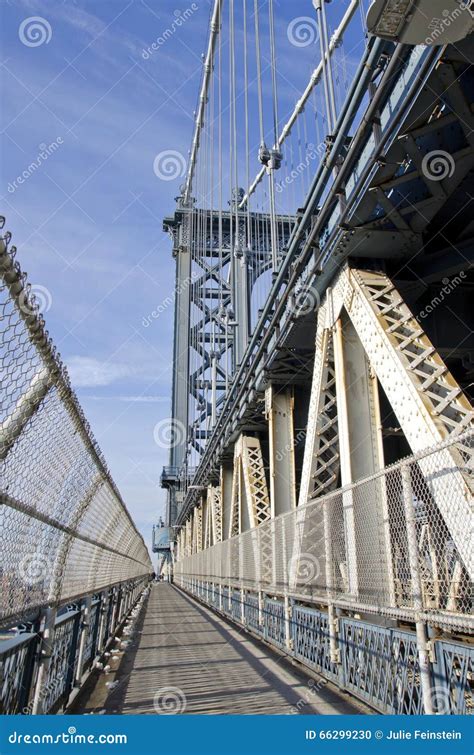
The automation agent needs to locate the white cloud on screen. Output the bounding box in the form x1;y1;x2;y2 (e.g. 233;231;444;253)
66;355;136;387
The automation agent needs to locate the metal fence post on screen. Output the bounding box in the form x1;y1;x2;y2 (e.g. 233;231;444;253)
17;622;40;714
63;607;81;708
284;595;292;651
96;591;109;653
31;607;57;715
401;463;434;714
323;499;340;664
74;596;92;685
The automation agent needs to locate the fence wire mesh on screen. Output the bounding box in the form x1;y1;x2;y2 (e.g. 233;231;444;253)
175;431;473;633
0;223;152;628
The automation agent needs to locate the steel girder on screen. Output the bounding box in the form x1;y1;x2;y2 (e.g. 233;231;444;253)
228;435;271;537
300;264;473;581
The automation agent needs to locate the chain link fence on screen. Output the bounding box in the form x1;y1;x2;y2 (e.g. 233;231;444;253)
175;430;473;633
0;219;152;630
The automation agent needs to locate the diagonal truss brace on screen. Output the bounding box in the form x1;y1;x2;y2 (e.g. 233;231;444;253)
301;264;473;579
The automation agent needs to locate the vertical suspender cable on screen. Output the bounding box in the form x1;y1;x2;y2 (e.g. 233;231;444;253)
254;0;265;150
268;0;279;148
268;0;279;271
320;0;338;128
243;0;251;251
315;0;334;132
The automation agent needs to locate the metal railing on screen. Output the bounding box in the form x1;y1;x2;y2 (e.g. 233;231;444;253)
178;577;474;715
176;431;473;632
0;219;153;712
0;577;149;714
0;220;152;630
175;431;473;714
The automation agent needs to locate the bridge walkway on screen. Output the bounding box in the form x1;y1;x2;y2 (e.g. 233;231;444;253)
73;584;369;715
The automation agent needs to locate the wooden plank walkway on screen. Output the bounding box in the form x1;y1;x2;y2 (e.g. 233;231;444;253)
74;584;369;715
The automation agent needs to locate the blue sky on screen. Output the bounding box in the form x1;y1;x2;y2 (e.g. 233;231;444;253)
0;0;367;561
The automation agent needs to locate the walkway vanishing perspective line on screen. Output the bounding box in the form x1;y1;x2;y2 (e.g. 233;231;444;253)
75;584;369;715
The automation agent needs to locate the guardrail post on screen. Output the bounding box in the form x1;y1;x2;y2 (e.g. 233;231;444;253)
96;591;109;653
125;583;133;614
31;607;57;715
258;590;263;630
111;587;121;632
74;596;92;685
284;595;292;651
63;606;81;708
16;623;39;714
401;463;434;715
323;499;340;664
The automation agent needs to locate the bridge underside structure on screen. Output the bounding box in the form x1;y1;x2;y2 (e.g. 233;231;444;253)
163;1;474;717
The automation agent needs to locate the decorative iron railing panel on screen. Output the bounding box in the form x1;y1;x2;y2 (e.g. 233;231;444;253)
82;599;101;669
0;634;37;714
263;598;285;648
339;619;424;715
0;577;149;715
243;594;260;633
180;579;473;715
292;605;339;682
431;639;474;715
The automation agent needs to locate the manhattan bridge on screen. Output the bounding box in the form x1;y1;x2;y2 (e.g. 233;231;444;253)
1;0;474;717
